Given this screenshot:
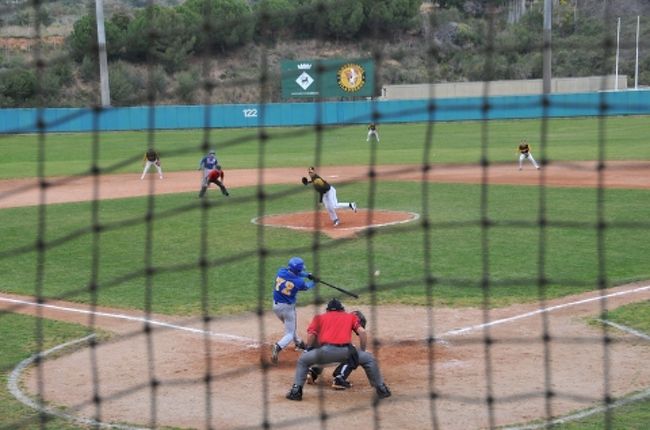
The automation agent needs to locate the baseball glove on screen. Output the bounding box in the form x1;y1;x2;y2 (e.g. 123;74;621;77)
301;176;309;185
352;310;367;328
155;160;161;166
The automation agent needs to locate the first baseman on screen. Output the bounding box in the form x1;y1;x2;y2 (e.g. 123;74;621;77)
141;148;163;180
271;257;315;364
517;139;540;170
302;166;357;227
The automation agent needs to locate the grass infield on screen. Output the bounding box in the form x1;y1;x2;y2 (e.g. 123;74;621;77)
0;181;648;315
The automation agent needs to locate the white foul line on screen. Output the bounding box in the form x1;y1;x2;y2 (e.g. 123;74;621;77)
597;318;650;342
8;334;148;430
441;284;650;338
0;296;259;346
3;283;650;430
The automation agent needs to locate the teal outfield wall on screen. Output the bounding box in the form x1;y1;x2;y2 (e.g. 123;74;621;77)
1;90;649;134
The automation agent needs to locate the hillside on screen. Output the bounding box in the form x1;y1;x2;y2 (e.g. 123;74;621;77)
1;0;649;107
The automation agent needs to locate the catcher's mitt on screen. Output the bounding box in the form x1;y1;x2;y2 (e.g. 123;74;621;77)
301;176;309;185
352;310;367;328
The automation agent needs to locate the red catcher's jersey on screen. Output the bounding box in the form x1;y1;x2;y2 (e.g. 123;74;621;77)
307;311;360;344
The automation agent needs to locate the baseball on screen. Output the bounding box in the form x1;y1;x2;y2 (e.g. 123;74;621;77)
374;270;380;277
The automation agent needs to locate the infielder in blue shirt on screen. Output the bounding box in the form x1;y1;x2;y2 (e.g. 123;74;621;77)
271;257;315;364
198;150;219;179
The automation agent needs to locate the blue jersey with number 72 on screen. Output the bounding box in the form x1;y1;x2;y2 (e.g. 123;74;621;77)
273;267;314;304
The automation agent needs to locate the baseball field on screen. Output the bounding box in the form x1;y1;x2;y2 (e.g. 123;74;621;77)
1;116;650;429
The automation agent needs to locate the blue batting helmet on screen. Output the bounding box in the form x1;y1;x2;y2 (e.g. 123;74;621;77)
288;257;305;274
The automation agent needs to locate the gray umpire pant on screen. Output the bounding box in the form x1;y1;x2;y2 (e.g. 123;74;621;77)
294;344;385;387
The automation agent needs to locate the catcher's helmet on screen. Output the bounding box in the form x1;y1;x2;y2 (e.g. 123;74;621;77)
288;257;305;274
326;298;344;311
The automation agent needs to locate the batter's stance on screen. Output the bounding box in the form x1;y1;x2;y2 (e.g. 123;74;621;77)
271;257;315;364
302;166;357;227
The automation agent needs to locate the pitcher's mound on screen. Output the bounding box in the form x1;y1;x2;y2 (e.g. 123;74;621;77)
252;209;419;239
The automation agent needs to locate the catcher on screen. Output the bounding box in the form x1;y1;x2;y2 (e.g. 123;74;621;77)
302;166;357;227
140;148;163;180
286;298;391;401
516;138;540;170
305;309;368;390
198;164;229;198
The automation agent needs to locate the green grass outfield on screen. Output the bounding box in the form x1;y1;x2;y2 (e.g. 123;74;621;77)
0;116;649;179
1;116;649;429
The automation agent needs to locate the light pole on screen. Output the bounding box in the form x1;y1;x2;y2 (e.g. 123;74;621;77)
95;0;110;106
543;0;552;94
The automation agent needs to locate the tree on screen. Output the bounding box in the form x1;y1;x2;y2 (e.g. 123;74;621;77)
362;0;420;38
68;15;97;62
124;6;195;72
254;0;296;42
323;0;364;40
180;0;254;52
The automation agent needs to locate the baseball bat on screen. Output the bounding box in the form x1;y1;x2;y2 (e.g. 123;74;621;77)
318;279;359;299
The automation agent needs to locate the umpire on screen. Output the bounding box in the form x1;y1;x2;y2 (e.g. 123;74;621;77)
286;298;391;401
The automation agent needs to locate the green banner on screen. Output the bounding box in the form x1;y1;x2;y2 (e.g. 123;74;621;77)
281;58;375;99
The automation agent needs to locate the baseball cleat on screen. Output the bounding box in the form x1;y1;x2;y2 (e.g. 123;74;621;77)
332;376;351;390
375;384;392;399
350;202;357;212
306;368;319;385
286;384;303;401
271;343;281;364
333;219;340;227
295;340;307;351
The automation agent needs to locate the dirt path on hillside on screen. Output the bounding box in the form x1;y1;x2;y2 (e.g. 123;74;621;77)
1;161;650;429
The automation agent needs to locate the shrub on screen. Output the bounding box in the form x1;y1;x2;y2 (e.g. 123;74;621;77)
0;68;37;106
175;69;200;104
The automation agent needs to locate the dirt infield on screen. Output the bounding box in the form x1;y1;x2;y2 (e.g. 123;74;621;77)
1;161;649;209
2;162;650;429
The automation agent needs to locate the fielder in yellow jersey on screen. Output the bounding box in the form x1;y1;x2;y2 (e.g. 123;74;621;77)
516;139;540;170
302;166;357;227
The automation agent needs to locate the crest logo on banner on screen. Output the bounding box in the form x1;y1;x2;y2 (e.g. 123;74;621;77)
337;63;366;92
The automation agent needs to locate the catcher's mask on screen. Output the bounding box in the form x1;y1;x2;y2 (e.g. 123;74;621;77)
326;298;344;311
287;257;305;275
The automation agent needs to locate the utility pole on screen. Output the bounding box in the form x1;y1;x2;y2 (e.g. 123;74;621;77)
615;17;620;91
95;0;111;107
543;0;552;94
